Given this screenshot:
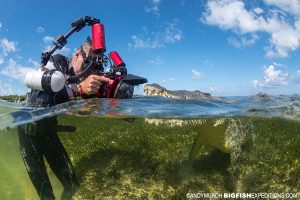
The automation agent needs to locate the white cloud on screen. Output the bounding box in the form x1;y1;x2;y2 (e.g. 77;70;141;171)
129;35;162;49
27;58;39;67
149;56;165;65
0;79;25;95
228;34;259;48
162;77;175;83
208;86;221;94
253;7;264;15
0;38;17;56
202;0;300;58
0;80;14;96
192;69;204;80
292;70;300;83
0;58;34;82
145;0;161;17
263;0;300;16
128;20;183;49
252;64;288;88
36;26;45;33
273;62;287;68
203;59;214;68
57;46;71;56
43;36;54;43
265;22;300;57
251;80;263;88
202;0;265;33
0;56;3;65
164;22;183;43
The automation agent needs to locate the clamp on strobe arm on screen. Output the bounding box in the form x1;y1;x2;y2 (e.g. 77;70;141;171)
84;16;100;26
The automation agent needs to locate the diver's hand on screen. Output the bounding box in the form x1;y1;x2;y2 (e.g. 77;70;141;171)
78;75;110;95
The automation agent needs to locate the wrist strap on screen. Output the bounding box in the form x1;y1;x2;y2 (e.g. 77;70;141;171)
66;85;75;100
69;84;79;97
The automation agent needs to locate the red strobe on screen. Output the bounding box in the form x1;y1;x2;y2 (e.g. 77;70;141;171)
109;51;125;67
92;23;106;53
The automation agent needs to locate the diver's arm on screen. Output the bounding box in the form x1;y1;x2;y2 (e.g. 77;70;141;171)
75;75;110;95
46;55;108;98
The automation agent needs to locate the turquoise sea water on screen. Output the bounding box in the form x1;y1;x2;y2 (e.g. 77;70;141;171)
1;95;300;129
0;95;300;199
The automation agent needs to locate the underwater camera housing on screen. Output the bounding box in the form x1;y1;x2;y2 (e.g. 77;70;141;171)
95;51;147;99
24;16;147;99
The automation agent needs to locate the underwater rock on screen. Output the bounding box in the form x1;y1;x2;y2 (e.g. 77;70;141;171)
143;83;221;101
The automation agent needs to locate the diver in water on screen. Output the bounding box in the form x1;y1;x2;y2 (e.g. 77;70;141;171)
18;38;110;200
18;16;147;199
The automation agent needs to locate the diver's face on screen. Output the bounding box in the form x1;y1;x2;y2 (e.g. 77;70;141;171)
72;48;95;75
71;50;84;75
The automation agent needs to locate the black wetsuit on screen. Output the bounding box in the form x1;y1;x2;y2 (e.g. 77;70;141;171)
17;54;144;199
18;55;79;200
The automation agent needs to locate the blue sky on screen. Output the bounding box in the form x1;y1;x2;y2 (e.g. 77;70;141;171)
1;0;300;96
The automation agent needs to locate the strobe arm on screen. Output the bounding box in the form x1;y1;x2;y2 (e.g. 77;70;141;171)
40;17;87;68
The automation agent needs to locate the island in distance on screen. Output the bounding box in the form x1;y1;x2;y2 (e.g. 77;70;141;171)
143;83;221;101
